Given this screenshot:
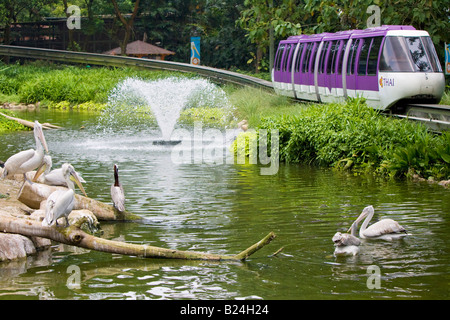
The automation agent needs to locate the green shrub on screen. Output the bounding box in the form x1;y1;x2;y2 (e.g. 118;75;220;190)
0;110;30;132
258;98;450;180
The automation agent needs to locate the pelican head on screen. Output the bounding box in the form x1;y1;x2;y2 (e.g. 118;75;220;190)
33;155;52;182
34;121;49;153
348;205;374;233
62;163;87;197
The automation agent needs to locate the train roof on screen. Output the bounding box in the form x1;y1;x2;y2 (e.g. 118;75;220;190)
286;25;416;41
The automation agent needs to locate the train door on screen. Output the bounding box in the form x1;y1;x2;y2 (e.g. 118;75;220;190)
292;42;305;99
325;41;340;101
316;41;330;101
345;38;362;99
355;37;383;107
281;43;295;97
335;40;348;101
308;42;319;100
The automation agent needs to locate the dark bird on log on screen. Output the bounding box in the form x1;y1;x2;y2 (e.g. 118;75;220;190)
111;164;125;212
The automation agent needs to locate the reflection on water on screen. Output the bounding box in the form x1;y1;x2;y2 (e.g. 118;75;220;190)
0;109;449;300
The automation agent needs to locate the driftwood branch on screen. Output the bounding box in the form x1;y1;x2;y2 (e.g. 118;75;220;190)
0;112;62;130
0;211;276;261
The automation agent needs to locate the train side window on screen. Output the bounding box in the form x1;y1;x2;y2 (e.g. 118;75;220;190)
302;43;313;73
357;38;370;75
367;37;383;75
294;43;305;73
328;41;339;74
274;44;285;71
302;42;314;73
347;39;359;75
337;40;348;75
282;44;293;72
319;41;330;74
379;37;415;72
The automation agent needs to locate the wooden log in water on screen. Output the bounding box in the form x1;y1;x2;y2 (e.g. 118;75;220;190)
0;112;62;130
17;181;141;221
0;211;276;261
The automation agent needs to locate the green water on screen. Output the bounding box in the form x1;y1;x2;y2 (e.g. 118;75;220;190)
0;109;449;300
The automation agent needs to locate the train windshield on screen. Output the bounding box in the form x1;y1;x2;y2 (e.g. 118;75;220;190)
379;36;442;72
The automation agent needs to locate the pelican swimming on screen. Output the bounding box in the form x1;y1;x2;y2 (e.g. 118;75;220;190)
111;164;125;212
1;121;49;181
33;155;86;187
332;224;361;257
349;205;407;241
42;163;87;227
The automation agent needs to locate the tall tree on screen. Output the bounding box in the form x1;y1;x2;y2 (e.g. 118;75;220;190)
237;0;302;73
110;0;140;55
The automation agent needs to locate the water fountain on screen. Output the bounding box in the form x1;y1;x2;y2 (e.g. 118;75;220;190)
103;77;234;146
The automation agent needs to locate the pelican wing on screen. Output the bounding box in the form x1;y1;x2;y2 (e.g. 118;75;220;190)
111;184;125;212
3;149;35;177
363;219;406;238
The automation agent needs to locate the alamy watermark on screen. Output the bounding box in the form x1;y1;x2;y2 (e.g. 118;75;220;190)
66;265;81;290
169;123;279;176
67;5;81;30
366;265;381;289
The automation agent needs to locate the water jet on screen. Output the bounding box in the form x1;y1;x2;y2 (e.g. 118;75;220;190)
103;77;233;145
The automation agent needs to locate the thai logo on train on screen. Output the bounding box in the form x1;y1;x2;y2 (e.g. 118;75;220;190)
379;76;395;88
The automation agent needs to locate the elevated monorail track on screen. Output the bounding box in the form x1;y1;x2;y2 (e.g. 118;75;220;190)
0;45;449;131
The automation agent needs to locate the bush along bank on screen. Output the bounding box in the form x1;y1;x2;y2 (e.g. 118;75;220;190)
0;109;30;132
256;98;450;182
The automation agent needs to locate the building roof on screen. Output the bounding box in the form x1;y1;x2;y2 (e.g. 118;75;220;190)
104;40;175;56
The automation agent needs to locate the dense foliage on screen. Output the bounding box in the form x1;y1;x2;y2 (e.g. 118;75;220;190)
1;1;448;72
258;98;450;180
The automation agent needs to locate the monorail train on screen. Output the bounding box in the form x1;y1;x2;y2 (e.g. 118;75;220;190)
272;25;445;111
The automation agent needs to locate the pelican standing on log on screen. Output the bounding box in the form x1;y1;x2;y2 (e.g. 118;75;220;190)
349;205;407;241
1;121;48;181
332;224;361;257
111;164;125;212
42;163;87;227
33;155;86;187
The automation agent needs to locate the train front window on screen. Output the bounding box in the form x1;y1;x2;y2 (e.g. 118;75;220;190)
380;36;441;72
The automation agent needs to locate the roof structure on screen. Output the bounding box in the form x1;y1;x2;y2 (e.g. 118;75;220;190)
104;40;175;60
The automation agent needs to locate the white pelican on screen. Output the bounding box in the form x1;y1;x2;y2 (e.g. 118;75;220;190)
33;155;86;186
333;224;361;257
111;164;125;212
1;121;49;181
349;205;407;241
42;163;87;227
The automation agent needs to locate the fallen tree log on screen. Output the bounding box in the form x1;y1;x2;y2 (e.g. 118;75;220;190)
0;112;62;130
0;211;276;261
17;181;141;221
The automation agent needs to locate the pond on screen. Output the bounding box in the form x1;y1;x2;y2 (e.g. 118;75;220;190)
0;109;449;300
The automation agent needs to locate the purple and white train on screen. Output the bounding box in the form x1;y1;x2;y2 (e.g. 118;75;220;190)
272;25;445;111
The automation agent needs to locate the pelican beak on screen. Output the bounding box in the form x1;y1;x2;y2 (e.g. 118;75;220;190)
33;162;47;182
35;123;49;153
70;171;87;197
